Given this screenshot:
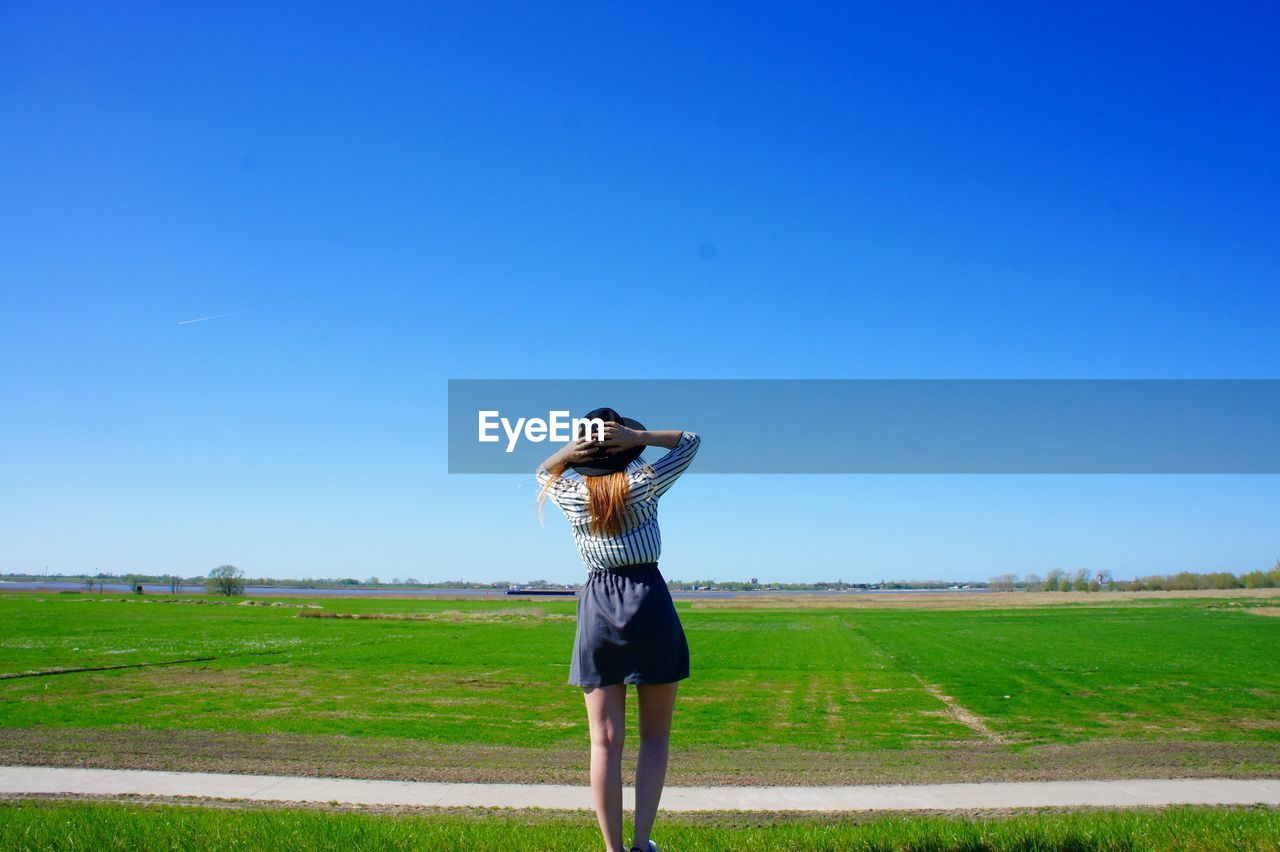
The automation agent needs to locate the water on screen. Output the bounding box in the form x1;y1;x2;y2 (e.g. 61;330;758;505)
0;580;510;597
1;579;992;599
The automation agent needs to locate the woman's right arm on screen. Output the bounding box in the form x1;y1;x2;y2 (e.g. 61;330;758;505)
536;435;601;480
535;437;599;513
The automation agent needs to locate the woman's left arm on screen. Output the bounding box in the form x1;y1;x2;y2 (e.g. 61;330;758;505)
598;425;684;452
600;423;700;496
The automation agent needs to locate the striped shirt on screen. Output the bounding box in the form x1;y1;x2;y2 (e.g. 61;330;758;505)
536;431;701;573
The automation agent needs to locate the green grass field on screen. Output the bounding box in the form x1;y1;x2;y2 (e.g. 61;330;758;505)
2;800;1279;851
1;591;1278;785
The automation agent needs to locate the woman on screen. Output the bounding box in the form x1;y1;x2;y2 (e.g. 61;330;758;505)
537;407;701;852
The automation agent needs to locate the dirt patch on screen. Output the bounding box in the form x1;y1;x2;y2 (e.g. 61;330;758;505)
297;608;572;623
1;645;299;681
1246;608;1280;618
912;675;1006;744
3;726;1278;787
0;656;219;681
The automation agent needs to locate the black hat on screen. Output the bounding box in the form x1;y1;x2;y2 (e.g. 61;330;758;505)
571;407;647;477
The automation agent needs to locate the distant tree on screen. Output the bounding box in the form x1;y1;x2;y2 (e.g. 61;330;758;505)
1203;571;1241;590
206;565;245;596
1242;570;1272;589
1023;573;1042;591
167;575;182;595
84;576;96;593
1072;569;1090;592
989;574;1017;592
1044;569;1065;592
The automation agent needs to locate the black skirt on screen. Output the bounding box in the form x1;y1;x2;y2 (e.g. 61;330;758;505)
569;562;690;687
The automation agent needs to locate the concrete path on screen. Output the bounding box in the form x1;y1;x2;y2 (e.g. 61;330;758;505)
3;766;1280;812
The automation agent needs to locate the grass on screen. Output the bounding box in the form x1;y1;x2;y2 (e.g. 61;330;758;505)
2;799;1279;850
1;591;1278;784
847;605;1280;743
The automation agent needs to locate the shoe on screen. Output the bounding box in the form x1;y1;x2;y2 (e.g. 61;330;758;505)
628;842;659;852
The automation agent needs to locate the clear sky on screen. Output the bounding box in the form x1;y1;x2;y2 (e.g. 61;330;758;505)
2;3;1277;585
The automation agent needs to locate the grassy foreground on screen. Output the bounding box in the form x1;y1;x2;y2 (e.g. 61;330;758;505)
2;591;1278;784
2;799;1279;851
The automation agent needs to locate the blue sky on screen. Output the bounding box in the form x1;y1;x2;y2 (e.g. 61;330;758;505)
2;3;1277;584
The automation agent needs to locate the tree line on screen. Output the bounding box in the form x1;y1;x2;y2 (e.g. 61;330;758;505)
992;561;1280;592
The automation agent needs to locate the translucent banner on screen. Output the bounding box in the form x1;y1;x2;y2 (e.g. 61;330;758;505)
447;379;1280;474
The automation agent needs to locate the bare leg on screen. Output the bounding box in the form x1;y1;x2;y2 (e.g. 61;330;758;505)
583;684;627;852
632;682;678;850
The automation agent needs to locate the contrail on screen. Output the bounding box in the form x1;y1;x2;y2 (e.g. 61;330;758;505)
177;313;233;325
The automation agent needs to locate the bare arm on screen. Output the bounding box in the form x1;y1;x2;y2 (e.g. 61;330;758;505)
537;436;599;476
613;426;700;497
538;425;681;472
539;422;690;480
599;424;683;452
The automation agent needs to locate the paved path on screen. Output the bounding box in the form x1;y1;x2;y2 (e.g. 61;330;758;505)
3;767;1280;812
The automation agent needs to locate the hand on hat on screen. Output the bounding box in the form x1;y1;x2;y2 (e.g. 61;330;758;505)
599;421;644;453
564;435;606;463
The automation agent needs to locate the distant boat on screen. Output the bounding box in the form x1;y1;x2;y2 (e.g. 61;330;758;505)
506;585;577;596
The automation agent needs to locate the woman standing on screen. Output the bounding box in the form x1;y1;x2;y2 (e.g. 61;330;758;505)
537;407;701;852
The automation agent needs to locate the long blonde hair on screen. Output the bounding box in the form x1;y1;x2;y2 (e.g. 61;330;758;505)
538;461;653;537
